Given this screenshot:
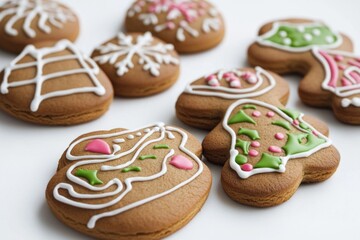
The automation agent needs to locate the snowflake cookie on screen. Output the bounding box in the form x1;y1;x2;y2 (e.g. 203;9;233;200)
91;32;180;97
0;40;114;125
46;122;211;239
0;0;79;53
125;0;225;53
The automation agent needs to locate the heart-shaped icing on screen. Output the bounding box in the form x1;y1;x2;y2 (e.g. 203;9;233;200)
85;139;111;154
169;155;193;170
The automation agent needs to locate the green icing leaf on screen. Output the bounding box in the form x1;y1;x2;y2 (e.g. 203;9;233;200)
271;120;291;130
254;153;282;169
235;154;248;165
122;166;141;172
299;122;310;130
265;24;338;48
238;128;260;140
139;155;157;160
153;144;170;149
280;108;300;120
75;169;103;185
242;104;257;110
228;110;256;125
282;133;326;155
235;138;251;155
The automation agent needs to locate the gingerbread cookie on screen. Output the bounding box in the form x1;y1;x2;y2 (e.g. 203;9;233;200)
46;122;211;239
248;18;360;124
0;0;79;53
125;0;225;53
0;40;113;125
91;32;180;97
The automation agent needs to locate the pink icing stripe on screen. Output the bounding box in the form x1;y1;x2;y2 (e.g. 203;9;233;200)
319;50;338;88
348;60;360;68
341;77;352;86
334;55;344;62
169;155;193;170
85;139;111;154
349;71;360;83
338;64;347;71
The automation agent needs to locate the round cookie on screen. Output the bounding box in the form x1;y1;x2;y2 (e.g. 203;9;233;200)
91;32;180;97
125;0;225;53
46;122;212;239
0;0;79;53
0;39;114;125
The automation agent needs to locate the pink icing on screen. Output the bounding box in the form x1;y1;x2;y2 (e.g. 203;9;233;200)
349;71;360;83
293;119;299;126
268;146;282;153
205;74;216;81
275;132;284;140
169;155;193;170
166;22;176;29
85;139;111;154
251;141;260;147
341;77;352;86
249;149;258;157
252;110;261;117
348;60;360;68
229;80;241;88
338;64;347;70
241;163;253;172
319;50;338;87
266;111;275;117
334;55;344;62
312;130;319;136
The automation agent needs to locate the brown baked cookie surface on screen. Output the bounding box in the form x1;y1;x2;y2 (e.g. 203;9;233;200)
0;0;79;53
46;123;211;239
0;40;113;125
91;32;180;97
125;0;225;53
247;18;360;124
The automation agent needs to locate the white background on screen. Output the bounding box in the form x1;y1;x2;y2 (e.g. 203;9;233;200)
0;0;360;239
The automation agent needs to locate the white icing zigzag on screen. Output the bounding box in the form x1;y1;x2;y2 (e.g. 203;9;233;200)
0;0;76;38
0;39;105;112
93;32;179;77
53;122;203;229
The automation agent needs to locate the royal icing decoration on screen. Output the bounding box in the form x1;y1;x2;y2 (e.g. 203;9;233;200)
85;139;111;155
223;99;331;179
127;0;221;42
185;67;276;99
312;48;360;108
0;40;105;112
257;22;342;52
93;32;179;77
53;123;203;229
0;0;75;38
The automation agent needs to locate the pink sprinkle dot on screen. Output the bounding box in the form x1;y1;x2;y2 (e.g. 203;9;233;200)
334;55;344;62
241;163;253;171
268;146;282;153
266;111;275;117
249;149;259;157
275;133;284;140
251;141;260;147
338;64;347;70
293;119;299;126
252;110;261;117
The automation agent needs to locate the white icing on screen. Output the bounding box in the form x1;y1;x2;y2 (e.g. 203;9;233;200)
113;138;125;143
136;132;142;136
93;32;179;77
341;97;360;107
312;28;321;36
279;30;287;37
223;99;332;179
283;38;291;45
184;67;276;99
325;35;334;43
0;0;75;38
256;21;343;52
304;33;312;41
53;122;203;228
0;39;105;112
127;134;134;140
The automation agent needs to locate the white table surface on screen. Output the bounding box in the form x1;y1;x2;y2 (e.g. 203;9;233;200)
1;0;360;239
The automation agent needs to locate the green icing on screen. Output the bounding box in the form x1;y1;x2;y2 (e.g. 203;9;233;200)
254;153;282;169
238;128;260;140
235;138;251;155
242;104;257;110
272;120;291;130
153;144;170;149
299;122;310;130
122;166;141;172
235;154;248;165
228;110;256;125
280;108;300;120
139;155;157;160
75;169;103;185
265;24;338;48
282;133;326;155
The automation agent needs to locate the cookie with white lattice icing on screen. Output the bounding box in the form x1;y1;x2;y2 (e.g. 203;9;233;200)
202;99;339;207
248;18;360;124
0;0;79;53
46;122;211;239
91;32;180;97
0;40;113;125
125;0;225;53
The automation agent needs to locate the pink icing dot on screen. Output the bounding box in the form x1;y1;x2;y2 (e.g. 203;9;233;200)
199;1;208;8
251;141;260;147
275;133;284;140
338;64;347;70
266;111;275;117
293;119;299;126
241;163;253;171
312;130;319;136
170;155;193;170
205;74;216;81
198;9;206;15
249;149;259;157
252;110;261;117
268;146;282;153
334;55;344;62
166;22;176;29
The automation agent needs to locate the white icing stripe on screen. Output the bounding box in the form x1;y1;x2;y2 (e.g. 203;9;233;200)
0;39;105;112
0;0;75;38
52;122;204;228
184;67;276;99
93;32;179;77
222;99;332;179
